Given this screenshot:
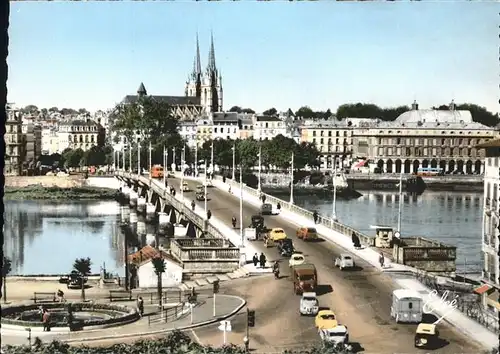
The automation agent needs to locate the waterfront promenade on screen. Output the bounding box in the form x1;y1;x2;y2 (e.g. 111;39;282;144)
167;175;493;353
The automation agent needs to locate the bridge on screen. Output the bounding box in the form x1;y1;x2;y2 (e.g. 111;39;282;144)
114;171;239;274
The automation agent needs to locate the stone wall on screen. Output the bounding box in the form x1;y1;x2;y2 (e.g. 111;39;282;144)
5;176;85;188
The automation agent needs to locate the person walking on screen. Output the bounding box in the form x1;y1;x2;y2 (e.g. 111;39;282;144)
313;211;319;224
191;200;196;211
277;202;281;213
207;210;212;220
42;309;51;332
379;252;385;268
252;253;258;267
137;296;144;317
259;253;267;268
232;216;237;228
262;194;267;204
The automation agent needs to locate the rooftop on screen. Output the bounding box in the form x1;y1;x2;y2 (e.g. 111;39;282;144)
59;119;99;126
256;115;282;122
122;95;202;107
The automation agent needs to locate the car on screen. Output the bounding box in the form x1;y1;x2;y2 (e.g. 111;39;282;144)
269;228;287;241
296;227;318;241
334;254;355;270
315;310;338;329
195;192;206;201
289;253;305;267
319;325;349;345
299;292;319;316
182;182;190;192
260;203;273;215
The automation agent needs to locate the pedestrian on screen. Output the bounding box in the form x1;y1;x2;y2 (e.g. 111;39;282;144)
57;289;65;302
42;309;51;332
252;253;258;267
172;189;176;197
259;252;267;268
191;200;196;211
277;202;281;212
262;195;267;204
223;175;226;183
379;252;385;268
207;209;212;220
352;232;361;249
137;296;144;317
313;211;318;224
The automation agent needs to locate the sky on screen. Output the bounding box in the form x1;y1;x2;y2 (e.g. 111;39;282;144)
8;2;499;114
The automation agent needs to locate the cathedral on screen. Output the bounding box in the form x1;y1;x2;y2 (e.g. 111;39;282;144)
184;32;223;114
121;33;223;120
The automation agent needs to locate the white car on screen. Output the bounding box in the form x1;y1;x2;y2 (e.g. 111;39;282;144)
319;325;349;345
299;292;319;316
334;254;355;270
289;253;305;267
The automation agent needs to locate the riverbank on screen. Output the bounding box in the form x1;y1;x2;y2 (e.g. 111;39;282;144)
4;185;118;200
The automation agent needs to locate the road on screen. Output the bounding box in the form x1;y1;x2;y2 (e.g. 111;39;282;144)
170;177;486;353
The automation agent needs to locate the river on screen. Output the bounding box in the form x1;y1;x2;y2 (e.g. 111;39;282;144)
5;190;483;275
4;200;125;276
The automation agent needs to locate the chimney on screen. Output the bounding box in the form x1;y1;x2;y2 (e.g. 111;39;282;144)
411;100;419;111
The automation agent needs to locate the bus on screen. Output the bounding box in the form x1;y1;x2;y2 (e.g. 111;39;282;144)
416;167;444;177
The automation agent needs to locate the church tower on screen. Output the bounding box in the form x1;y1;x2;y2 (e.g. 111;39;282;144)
185;34;202;98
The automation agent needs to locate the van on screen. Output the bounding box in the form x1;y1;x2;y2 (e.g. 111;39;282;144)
150;165;164;179
292;263;317;295
390;289;423;323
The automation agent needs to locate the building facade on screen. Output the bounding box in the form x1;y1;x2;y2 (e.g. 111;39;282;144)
196;118;213;146
22;123;42;163
57;119;100;153
353;102;497;174
477;139;500;314
253;115;287;141
211;112;240;141
5;106;24;175
41;128;60;155
179;121;198;148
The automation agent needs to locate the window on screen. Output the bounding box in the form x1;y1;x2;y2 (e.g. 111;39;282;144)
328;131;332;137
396;138;401;144
313;131;316;137
409;302;413;309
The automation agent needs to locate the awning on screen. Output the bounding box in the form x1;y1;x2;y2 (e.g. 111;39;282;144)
474;284;493;295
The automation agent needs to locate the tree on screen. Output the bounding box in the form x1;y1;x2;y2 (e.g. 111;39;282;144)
48;106;59;113
236;138;258;168
72;257;92;301
263;108;278;116
63;148;84;169
78;108;89;115
296;141;321;169
229;106;242;113
151;257;166;308
40;108;48;116
23;105;38;114
2;257;12;303
241;108;255;114
295;106;316;119
111;97;184;164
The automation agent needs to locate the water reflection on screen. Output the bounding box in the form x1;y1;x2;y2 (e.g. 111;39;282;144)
4;200;123;276
292;191;484;273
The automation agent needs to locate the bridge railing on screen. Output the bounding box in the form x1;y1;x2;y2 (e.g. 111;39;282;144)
116;172;225;240
214;175;374;247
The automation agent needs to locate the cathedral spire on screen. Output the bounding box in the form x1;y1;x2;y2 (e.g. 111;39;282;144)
196;32;202;75
207;30;216;71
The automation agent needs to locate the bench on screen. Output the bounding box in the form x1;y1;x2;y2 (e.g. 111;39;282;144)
33;292;56;304
109;290;132;302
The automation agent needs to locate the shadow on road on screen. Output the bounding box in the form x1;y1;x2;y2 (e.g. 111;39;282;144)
350;342;365;353
316;284;333;296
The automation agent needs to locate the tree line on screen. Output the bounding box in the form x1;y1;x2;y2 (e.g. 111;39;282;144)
18;105;92;117
35;146;114;170
228;103;499;127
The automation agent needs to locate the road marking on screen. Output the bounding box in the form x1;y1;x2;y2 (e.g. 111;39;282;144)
191;329;203;345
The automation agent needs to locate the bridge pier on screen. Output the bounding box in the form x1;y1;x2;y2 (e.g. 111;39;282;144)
121;185;131;199
137;197;146;214
158;212;169;235
129;191;138;208
129;211;138;233
120;206;130;223
146;203;155;221
137;218;147;247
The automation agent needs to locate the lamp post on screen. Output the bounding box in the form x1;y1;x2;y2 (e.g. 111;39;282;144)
122;146;125;172
163;146;166;185
332;159;338;222
257;144;262;192
181;146;185;199
289;152;294;204
172;147;176;173
137;142;141;175
397;170;403;235
195;144;198;177
113;149;117;170
210;141;214;179
232;144;236;180
204;161;208;217
148;142;152;177
239;163;244;247
128;145;132;173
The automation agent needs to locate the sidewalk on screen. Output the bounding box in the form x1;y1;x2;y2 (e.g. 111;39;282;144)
207;176;499;350
0;294;246;347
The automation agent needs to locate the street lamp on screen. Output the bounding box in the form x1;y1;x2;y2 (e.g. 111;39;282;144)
163;146;166;186
181;146;185;199
331;159;338;222
122;146;125;172
113;149;116;170
210;141;214;179
137;141;141;175
232;143;236;180
195;144;198;177
148;142;152;177
128;145;132;173
289;152;294;204
239;163;244;247
204;161;208;217
172;147;176;172
257;144;262;192
397;169;403;235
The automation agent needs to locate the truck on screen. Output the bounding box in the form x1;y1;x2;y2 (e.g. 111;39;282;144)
292;263;318;295
244;228;257;241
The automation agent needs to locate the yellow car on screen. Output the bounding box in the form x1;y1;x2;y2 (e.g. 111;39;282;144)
269;228;287;241
315;310;338;329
